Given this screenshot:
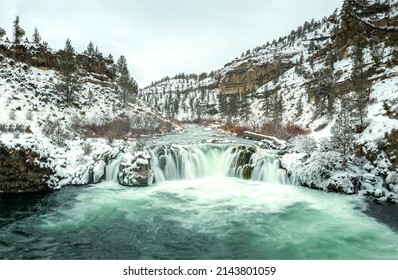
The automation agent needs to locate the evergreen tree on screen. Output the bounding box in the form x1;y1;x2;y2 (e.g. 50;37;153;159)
307;67;336;119
261;89;271;118
57;39;81;105
295;94;303;118
0;27;5;39
239;92;252;122
217;93;225;118
327;51;338;70
351;44;370;128
116;55;138;107
371;44;383;67
85;41;95;56
229;94;239;118
270;92;284;120
330;103;354;167
32;27;41;44
393;49;398;64
195;99;202;120
12;16;25;44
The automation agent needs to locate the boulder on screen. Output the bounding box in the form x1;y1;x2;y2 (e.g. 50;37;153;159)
118;152;153;187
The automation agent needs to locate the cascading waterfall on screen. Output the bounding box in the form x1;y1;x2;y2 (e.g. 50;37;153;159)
150;144;296;185
105;152;125;182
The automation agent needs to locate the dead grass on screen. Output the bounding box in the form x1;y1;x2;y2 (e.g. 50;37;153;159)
221;121;250;137
259;120;310;140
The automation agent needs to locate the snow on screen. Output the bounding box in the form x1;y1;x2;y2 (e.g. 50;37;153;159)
0;52;169;189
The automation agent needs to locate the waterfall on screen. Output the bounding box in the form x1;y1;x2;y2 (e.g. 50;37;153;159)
105;153;124;182
151;144;294;185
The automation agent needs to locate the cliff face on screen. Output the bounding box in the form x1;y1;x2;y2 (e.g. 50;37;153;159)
0;144;54;193
0;42;116;81
216;60;294;94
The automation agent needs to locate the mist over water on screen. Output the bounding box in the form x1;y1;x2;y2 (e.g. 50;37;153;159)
1;126;397;259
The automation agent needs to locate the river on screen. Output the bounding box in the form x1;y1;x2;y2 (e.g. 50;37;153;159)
0;125;397;259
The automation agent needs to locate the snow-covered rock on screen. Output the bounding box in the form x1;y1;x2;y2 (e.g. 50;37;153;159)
118;151;153;187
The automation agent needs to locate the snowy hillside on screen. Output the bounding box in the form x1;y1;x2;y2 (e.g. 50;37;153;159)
0;48;174;192
139;74;220;121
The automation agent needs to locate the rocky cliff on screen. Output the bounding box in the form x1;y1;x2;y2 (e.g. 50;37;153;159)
0;41;116;81
0;144;55;193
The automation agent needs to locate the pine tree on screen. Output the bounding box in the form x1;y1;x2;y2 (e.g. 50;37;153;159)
95;46;99;56
195;99;202;120
85;41;95;56
307;67;336;119
295;94;303;118
218;93;227;118
0;27;5;39
371;44;383;67
12;16;25;44
56;39;81;105
261;90;271;118
32;27;41;44
351;45;370;128
239;92;252;122
116;55;138;107
330;103;354;167
270;92;284;120
393;49;398;64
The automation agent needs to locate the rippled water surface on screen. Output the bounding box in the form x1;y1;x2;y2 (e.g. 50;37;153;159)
1;177;397;259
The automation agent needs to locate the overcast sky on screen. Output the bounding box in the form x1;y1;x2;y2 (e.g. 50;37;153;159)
1;0;343;86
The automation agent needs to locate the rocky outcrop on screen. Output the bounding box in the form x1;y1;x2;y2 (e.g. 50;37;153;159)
0;144;54;193
217;60;294;94
231;145;257;179
0;42;116;81
76;54;116;81
0;43;57;69
71;159;107;185
118;152;153;187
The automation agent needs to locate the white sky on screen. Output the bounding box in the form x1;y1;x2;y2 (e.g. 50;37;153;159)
0;0;342;86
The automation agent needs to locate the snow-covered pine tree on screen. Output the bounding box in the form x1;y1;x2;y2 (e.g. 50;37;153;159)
307;67;336;120
56;38;81;105
116;55;138;108
330;102;355;167
351;44;371;128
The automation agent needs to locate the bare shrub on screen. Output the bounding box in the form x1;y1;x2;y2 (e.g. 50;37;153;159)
52;123;68;146
42;117;68;146
221;121;250;137
70;115;83;131
83;142;92;155
135;137;147;151
260;120;310;140
9;110;16;120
